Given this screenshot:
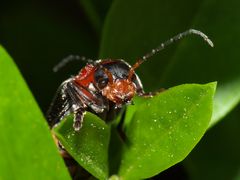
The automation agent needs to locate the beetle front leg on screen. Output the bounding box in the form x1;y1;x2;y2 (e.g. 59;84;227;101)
63;81;87;132
73;108;86;131
138;88;165;98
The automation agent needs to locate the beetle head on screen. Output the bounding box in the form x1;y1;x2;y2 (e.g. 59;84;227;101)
102;78;136;107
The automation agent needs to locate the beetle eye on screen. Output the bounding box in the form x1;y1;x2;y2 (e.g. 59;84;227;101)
97;78;108;89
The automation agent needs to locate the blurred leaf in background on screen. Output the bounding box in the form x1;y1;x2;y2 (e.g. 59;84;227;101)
79;0;113;34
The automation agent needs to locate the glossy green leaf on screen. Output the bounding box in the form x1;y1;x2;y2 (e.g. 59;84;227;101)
53;113;110;180
99;0;240;127
0;46;70;179
184;104;240;180
118;83;216;179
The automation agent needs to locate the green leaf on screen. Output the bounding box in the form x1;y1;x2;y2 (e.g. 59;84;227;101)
118;83;216;179
184;104;240;180
99;0;240;127
0;46;70;179
53;113;110;180
79;0;113;34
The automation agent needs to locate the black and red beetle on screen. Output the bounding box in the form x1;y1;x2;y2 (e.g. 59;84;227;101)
47;29;213;131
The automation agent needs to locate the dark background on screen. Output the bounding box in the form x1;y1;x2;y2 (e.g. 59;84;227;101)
0;0;111;113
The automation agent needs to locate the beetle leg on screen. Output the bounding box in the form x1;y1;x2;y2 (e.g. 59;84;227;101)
48;78;88;131
73;108;86;131
137;88;165;98
64;83;88;131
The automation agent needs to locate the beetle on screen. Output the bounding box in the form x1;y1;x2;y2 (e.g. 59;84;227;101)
47;29;213;131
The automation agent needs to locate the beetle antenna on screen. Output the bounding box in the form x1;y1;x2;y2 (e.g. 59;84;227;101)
142;29;213;61
53;55;94;72
128;29;214;80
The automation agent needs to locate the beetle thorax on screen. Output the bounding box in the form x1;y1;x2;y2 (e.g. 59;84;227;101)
102;79;136;107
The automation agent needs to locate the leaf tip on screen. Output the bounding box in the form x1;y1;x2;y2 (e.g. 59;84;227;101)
206;81;217;94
